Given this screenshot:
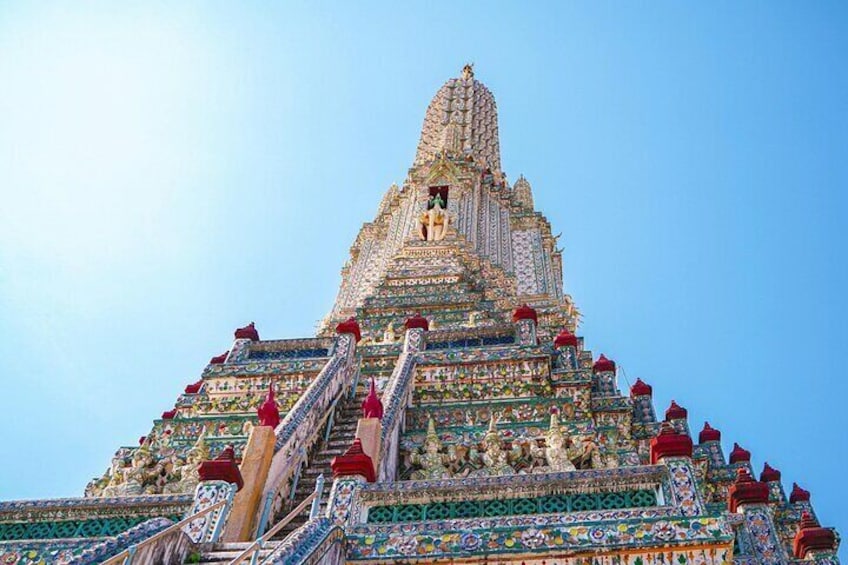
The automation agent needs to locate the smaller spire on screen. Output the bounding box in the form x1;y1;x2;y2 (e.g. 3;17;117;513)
790;482;811;503
729;442;751;464
592;354;616;374
665;400;688;421
760;462;781;483
793;511;836;558
698;422;721;443
630;378;653;397
554;328;578;348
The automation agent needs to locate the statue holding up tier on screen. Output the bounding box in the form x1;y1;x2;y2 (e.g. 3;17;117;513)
410;419;451;480
382;322;397;343
472;416;513;476
164;430;209;494
544;411;576;472
418;194;449;242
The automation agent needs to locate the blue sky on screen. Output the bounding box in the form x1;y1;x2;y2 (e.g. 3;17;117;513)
0;0;846;550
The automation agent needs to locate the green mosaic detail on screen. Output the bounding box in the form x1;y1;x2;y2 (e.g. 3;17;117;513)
0;514;181;541
366;489;657;523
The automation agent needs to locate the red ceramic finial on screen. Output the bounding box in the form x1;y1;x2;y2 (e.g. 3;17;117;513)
592;354;616;373
793;511;836;558
649;421;694;463
184;380;203;394
760;462;781;482
210;351;229;365
630;378;653;397
331;438;376;482
728;467;769;512
257;381;281;428
362;377;384;419
198;444;244;490
335;317;362;342
404;313;429;331
665;400;688;421
554;328;578;348
512;304;538;323
729;442;751;464
161;409;177;420
790;483;811;503
699;422;721;443
234;322;260;341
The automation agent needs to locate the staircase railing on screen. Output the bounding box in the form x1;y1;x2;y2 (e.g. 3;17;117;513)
100;499;228;565
229;475;325;565
260;333;356;535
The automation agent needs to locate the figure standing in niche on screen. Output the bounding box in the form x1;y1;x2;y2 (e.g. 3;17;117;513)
419;193;449;242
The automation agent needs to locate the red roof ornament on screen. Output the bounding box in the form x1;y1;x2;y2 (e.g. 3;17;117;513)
198;445;244;490
698;422;721;443
161;409;177;420
404;314;429;331
512;304;538;324
361;378;384;419
330;438;376;482
630;378;653;397
138;436;146;445
592;354;616;373
257;382;281;428
210;351;229;365
184;380;203;394
335;317;362;342
760;462;781;483
790;483;811;503
665;400;688;421
234;322;260;341
728;467;769;512
729;442;752;464
794;512;836;558
554;328;578;348
650;422;693;463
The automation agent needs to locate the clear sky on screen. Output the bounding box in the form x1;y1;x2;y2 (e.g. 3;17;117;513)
1;0;846;551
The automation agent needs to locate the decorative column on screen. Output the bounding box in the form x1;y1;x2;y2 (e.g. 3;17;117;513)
759;463;787;504
222;384;280;542
729;442;754;476
649;423;704;516
698;422;726;469
728;468;788;565
512;304;538;346
629;378;655;424
664;400;690;437
592;354;618;396
553;328;578;370
403;314;427;353
182;446;243;543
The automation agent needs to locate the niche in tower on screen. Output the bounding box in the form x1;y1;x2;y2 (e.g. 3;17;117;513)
428;186;449;209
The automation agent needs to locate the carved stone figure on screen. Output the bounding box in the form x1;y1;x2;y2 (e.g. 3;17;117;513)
418;195;449;242
471;416;512;476
164;430;209;494
545;411;576;472
410;419;451;480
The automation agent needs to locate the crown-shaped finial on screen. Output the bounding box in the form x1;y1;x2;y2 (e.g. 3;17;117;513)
462;63;474;80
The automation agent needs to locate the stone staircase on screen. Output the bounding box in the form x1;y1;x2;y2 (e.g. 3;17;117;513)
193;386;366;564
193;541;280;564
272;386;366;539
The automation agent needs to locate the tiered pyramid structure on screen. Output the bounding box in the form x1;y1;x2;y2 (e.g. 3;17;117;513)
0;65;839;565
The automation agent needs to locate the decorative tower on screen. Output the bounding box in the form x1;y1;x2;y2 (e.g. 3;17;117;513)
0;67;839;565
